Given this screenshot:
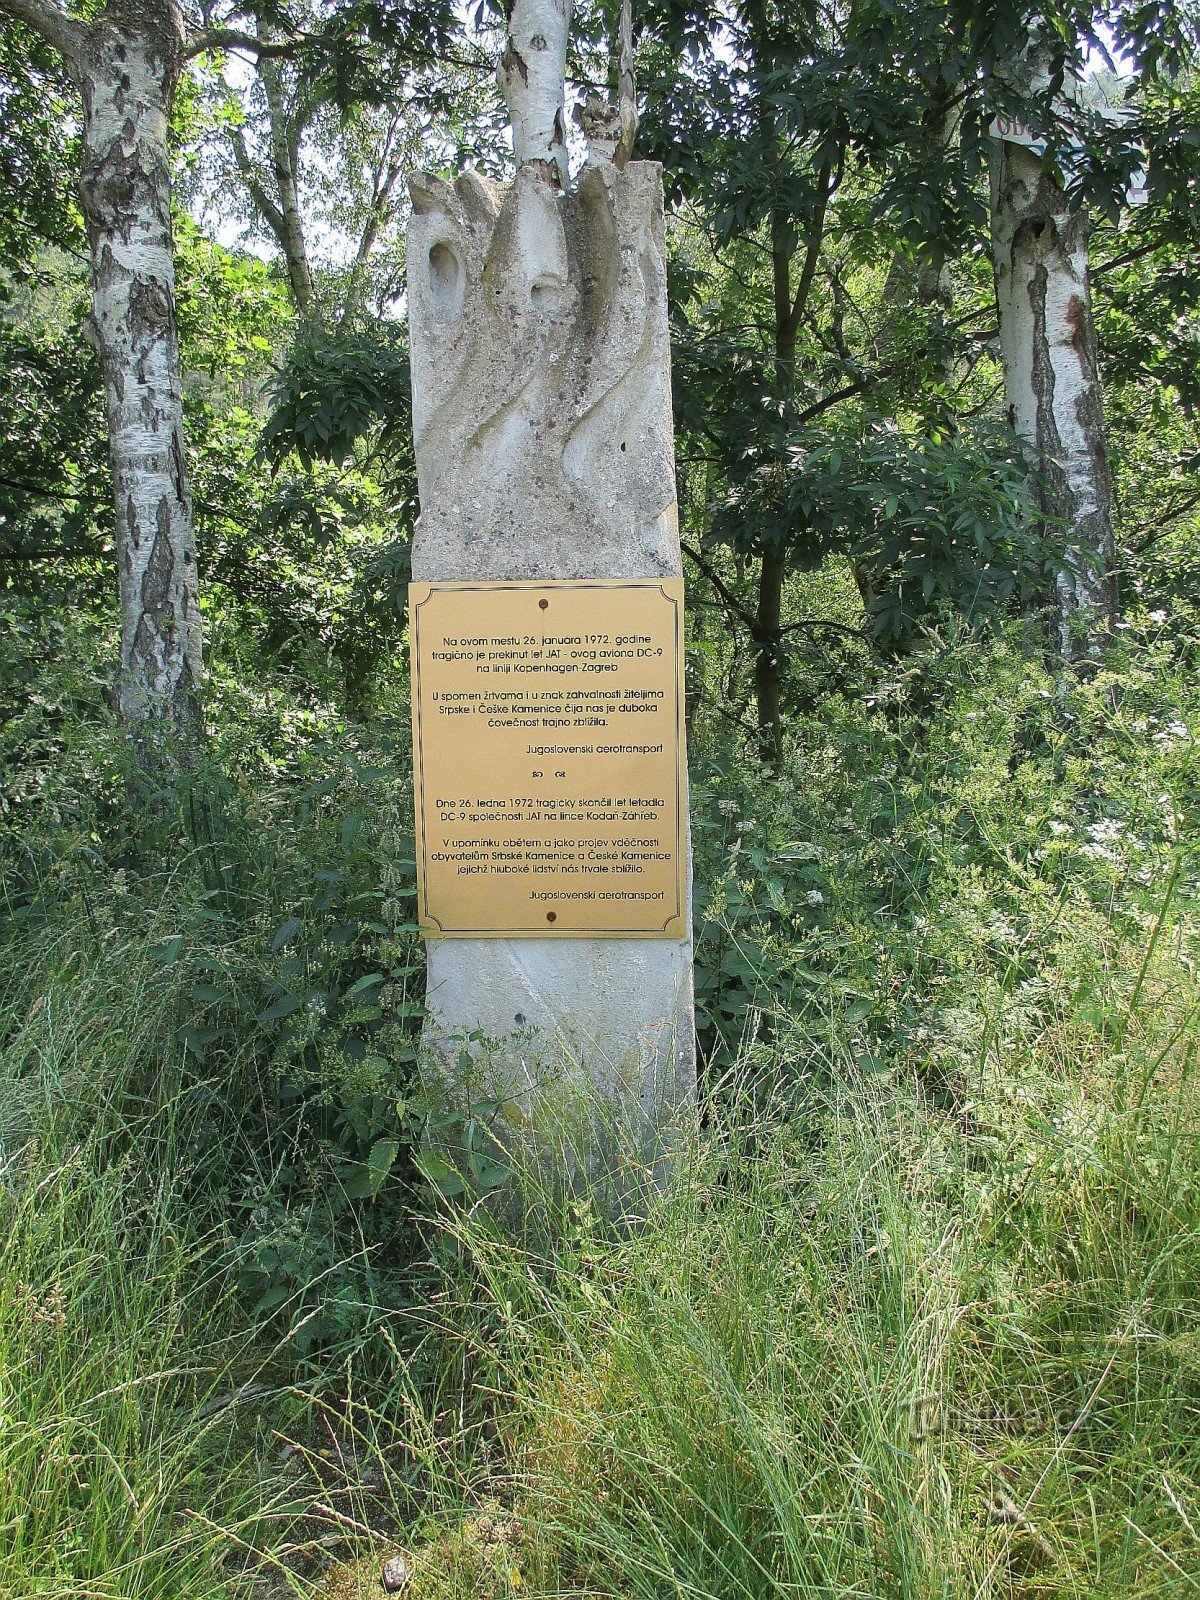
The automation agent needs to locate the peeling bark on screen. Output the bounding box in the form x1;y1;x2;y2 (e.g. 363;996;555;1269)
498;0;571;187
991;124;1117;658
73;1;202;761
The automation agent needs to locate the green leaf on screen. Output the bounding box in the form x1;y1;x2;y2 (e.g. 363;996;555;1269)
472;1159;512;1192
413;1150;466;1199
254;1285;292;1316
256;992;302;1024
367;1137;400;1194
180;1025;221;1059
271;915;302;951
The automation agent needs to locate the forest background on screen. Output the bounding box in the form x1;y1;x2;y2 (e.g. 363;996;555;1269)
1;0;1200;1594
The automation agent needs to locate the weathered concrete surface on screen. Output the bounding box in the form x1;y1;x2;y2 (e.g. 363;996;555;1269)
407;157;695;1169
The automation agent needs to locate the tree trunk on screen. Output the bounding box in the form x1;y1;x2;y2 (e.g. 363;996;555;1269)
883;77;960;313
225;31;314;313
990;133;1117;658
498;0;571;186
343;123;404;320
753;544;786;767
259;50;313;311
749;205;804;770
77;4;202;764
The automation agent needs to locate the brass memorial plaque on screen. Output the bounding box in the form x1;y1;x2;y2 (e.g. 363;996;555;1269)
410;579;687;938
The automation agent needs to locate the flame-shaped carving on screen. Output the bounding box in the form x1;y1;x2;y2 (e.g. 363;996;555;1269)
408;160;679;581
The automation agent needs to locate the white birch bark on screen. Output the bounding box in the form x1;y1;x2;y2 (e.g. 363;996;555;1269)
78;2;202;753
990;94;1116;656
498;0;571;186
0;0;204;761
258;48;314;311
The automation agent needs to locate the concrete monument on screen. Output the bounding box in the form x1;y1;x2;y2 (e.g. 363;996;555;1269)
406;0;695;1184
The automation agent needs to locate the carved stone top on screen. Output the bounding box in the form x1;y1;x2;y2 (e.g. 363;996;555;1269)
407;160;680;584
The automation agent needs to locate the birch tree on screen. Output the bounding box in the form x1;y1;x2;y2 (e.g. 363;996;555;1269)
225;21;315;311
498;0;572;185
217;55;411;319
0;0;463;766
990;42;1117;657
0;0;203;764
199;2;468;318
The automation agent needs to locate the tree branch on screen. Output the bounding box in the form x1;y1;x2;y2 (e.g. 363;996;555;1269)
793;375;877;425
228;125;286;237
779;617;865;640
707;692;760;742
0;544;102;561
785;313;990;426
0;470;92;503
185;26;305;60
681;542;757;631
0;0;82;70
786;158;835;340
343;147;405;318
615;0;637;167
1091;241;1160;279
1131;488;1200;551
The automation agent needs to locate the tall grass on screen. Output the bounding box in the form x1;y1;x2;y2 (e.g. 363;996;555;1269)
0;1152;258;1597
1;611;1198;1596
0;904;274;1598
366;877;1200;1600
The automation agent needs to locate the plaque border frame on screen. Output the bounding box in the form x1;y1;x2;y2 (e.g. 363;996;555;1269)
410;578;688;939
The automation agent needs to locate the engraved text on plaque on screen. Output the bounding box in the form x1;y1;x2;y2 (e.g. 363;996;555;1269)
411;579;687;937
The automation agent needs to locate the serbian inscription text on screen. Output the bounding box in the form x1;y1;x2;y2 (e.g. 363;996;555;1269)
410;580;687;937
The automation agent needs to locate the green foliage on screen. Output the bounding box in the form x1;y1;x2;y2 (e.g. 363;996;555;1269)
431;1006;1200;1595
0;1142;264;1596
0;607;430;1366
0;274;108;580
1;1;1200;1593
175;216;293;379
808;421;1050;643
0;23;81;277
4;536;1200;1594
263;318;413;469
696;415;1044;645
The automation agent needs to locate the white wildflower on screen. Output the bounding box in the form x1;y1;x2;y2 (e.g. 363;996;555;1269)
1154;719;1189;748
1086;818;1125;843
1080;842;1118;861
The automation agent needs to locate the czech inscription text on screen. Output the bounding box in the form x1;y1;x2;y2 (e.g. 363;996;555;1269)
410;580;687;937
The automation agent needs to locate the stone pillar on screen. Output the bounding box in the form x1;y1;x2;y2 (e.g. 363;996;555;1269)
406;152;695;1189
